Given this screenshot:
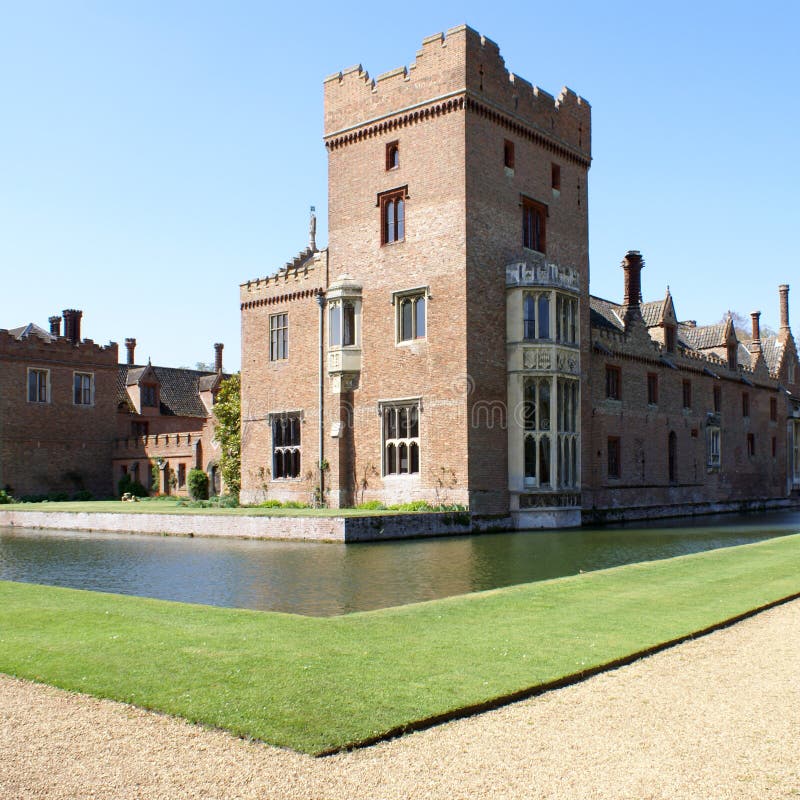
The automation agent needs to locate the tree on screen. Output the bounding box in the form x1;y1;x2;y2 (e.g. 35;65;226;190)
213;373;241;498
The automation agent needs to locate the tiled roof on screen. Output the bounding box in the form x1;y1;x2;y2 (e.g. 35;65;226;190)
641;299;665;327
117;365;229;418
761;336;783;375
678;322;729;351
589;296;624;332
7;323;55;342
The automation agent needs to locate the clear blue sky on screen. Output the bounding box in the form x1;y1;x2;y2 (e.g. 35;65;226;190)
2;1;798;371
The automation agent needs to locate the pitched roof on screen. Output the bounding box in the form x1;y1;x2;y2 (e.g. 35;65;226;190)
7;323;55;342
118;364;229;418
761;336;784;376
678;321;730;351
589;296;624;332
641;299;665;327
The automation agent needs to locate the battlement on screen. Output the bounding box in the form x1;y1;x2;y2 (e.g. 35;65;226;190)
240;248;327;309
0;328;118;365
324;24;591;158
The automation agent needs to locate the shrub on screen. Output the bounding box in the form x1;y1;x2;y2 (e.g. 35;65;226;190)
257;499;283;508
188;468;209;501
118;474;148;499
71;490;94;501
0;489;15;504
356;500;386;511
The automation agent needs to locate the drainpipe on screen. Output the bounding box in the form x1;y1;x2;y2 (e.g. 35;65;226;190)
317;292;326;506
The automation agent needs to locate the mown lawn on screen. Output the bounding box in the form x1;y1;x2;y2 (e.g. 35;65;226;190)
0;499;399;517
1;533;799;755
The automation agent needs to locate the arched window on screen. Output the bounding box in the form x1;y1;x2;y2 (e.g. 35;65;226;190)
386;141;399;170
381;188;406;244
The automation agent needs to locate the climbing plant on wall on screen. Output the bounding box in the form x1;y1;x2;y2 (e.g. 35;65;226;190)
213;373;241;498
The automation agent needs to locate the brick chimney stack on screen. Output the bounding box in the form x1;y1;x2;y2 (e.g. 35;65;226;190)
62;309;83;345
48;316;61;337
621;251;645;325
125;338;137;366
750;311;761;343
214;342;224;373
779;285;790;330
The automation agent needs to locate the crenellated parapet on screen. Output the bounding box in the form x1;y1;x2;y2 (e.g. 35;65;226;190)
0;328;118;366
324;24;591;163
239;249;327;311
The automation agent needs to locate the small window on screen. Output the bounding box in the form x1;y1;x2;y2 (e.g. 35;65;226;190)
713;385;722;413
382;402;421;476
272;414;302;479
380;188;406;245
27;368;49;403
772;436;777;459
747;432;755;457
742;392;750;418
606;366;621;401
647;373;658;405
770;396;777;422
270;313;289;361
707;426;721;468
504;140;515;169
74;372;93;405
665;326;676;353
396;290;426;342
177;463;186;488
551;163;561;190
607;437;621;479
386;141;399;170
728;342;738;370
522;196;547;253
682;380;692;410
141;385;158;407
131;421;149;437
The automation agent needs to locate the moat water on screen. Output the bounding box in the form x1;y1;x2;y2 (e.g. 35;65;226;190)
1;510;799;616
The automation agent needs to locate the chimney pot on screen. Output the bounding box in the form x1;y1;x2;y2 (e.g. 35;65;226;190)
214;342;224;373
750;311;761;343
125;337;137;366
48;315;61;337
62;309;83;345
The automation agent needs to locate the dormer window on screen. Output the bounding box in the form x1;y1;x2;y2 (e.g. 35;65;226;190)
727;343;738;370
665;325;676;353
141;385;158;407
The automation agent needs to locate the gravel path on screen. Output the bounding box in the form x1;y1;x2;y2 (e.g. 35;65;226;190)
2;599;799;800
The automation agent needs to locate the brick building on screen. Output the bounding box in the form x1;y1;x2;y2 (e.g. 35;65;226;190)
0;310;228;499
0;311;118;498
239;24;800;526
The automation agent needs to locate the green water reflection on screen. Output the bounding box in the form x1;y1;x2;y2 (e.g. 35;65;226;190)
1;510;799;616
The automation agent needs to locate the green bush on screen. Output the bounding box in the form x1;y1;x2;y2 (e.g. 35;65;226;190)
71;490;94;501
188;469;209;501
0;490;14;505
355;500;386;510
118;474;148;498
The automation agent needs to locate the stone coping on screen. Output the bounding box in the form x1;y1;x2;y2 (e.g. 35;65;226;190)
0;509;497;543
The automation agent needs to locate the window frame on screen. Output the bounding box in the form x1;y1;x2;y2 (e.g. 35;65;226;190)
682;379;692;410
607;436;621;480
742;392;750;418
393;287;428;344
140;384;158;408
707;425;721;469
551;162;561;191
747;432;755;457
270;312;289;361
380;399;421;477
378;186;407;246
713;385;722;413
521;196;547;253
605;365;622;401
27;367;50;404
385;141;399;171
271;412;302;480
647;372;659;405
770;396;777;422
73;371;94;406
504;139;515;170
